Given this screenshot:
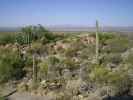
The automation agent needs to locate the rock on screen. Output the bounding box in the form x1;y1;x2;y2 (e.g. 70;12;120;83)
79;81;89;96
106;63;117;69
48;82;62;90
72;69;80;79
47;72;57;81
62;69;72;80
40;80;47;88
78;95;84;100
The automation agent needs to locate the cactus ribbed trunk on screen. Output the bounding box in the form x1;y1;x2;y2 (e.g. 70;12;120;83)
33;54;37;85
96;20;99;64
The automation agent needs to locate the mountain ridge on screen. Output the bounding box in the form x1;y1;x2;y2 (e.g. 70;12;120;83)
0;26;133;32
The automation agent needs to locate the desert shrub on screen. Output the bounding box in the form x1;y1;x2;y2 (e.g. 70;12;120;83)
89;65;131;95
19;25;64;45
24;55;33;68
40;36;49;44
105;37;129;53
14;25;54;45
89;66;109;84
102;53;122;65
38;60;49;77
22;55;33;79
15;33;22;44
99;33;116;45
89;32;116;44
122;48;133;65
108;72;131;95
125;55;133;65
78;62;95;81
64;47;78;57
90;33;130;54
15;33;28;45
0;47;25;83
29;42;43;54
48;56;60;66
0;33;15;45
48;56;64;77
79;45;95;59
44;32;57;42
62;57;80;70
41;55;80;79
38;56;62;79
0;97;5;100
64;40;86;57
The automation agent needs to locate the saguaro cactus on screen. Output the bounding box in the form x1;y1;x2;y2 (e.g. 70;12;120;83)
96;20;99;64
32;54;37;85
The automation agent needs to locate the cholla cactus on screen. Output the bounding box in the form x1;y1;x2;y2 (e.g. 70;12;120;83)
96;20;99;64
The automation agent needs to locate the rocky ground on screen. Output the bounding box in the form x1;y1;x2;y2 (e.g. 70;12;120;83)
7;92;133;100
8;92;50;100
1;32;133;100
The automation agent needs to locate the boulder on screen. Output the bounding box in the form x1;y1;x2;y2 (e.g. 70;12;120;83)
62;69;72;80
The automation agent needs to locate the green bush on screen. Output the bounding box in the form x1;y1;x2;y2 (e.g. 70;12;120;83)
64;47;78;57
89;66;109;84
20;25;60;45
0;47;25;83
15;33;28;45
105;37;129;53
122;48;133;65
89;65;131;95
89;32;116;44
38;60;49;76
62;57;80;70
38;56;62;79
0;33;15;45
102;53;122;65
0;97;5;100
29;42;43;54
79;44;95;59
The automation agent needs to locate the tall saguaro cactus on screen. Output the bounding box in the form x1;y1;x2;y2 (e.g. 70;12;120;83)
32;54;37;85
96;20;99;64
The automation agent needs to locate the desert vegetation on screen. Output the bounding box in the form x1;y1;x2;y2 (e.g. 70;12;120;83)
0;24;133;100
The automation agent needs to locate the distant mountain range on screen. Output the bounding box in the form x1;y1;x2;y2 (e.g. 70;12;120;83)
0;26;133;32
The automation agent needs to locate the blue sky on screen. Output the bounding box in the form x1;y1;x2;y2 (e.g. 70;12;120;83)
0;0;133;27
